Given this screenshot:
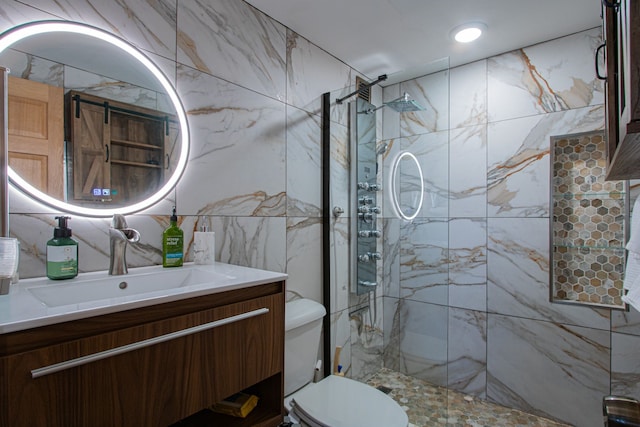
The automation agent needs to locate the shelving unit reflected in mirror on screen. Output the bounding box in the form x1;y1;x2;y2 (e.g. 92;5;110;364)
550;131;628;309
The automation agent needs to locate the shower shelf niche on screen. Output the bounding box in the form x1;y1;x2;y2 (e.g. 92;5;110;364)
550;131;627;309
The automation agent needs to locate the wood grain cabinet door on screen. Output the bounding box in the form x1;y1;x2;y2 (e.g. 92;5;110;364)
7;76;64;199
0;293;282;427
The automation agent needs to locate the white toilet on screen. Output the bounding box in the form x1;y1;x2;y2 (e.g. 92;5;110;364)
284;298;408;427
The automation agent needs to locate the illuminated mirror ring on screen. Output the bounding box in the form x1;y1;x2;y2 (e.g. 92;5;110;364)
0;20;190;217
389;150;424;221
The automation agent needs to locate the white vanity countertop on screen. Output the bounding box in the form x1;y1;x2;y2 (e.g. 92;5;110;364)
0;262;287;334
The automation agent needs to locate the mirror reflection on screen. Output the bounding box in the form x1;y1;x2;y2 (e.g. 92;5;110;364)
390;150;424;221
0;21;188;215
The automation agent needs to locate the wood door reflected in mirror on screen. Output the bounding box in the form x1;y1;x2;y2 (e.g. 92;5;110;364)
7;76;64;200
0;21;189;217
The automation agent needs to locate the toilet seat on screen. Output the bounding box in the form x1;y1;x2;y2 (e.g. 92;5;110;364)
289;375;408;427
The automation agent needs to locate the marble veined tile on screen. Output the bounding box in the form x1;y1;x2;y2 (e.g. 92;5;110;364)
487;314;610;427
400;70;449;137
450;60;487;129
400;218;448;305
0;49;63;87
0;2;55;30
286;106;322;217
612;308;640;336
287;31;351;120
630;180;640;203
487;217;611;329
330;217;349;313
383;296;400;371
330;121;350;217
331;309;352;376
10;213;165;279
175;65;286;216
488;28;604;123
450;125;487;218
390;131;448;219
65;66;160;111
350;295;385;381
178;0;286;100
449;218;487;312
11;214;105;279
382;84;401;141
611;332;640;399
23;0;177;59
381;136;400;219
398;299;448;387
212;216;286;273
383;218;401;299
448;307;487;398
286;217;322;303
487;105;604;218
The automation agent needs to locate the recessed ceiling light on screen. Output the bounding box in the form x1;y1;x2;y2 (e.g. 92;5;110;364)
452;22;487;43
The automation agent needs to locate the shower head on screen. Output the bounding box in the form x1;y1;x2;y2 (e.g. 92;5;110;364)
384;92;425;112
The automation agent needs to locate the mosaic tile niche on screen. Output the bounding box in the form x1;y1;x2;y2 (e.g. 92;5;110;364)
551;132;627;308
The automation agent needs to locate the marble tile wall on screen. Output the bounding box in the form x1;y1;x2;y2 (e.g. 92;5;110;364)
381;27;640;427
1;0;356;375
4;3;640;427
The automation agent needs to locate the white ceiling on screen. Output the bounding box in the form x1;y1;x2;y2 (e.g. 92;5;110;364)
245;0;603;85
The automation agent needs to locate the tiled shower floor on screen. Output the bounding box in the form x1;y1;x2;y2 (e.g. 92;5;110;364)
365;368;571;427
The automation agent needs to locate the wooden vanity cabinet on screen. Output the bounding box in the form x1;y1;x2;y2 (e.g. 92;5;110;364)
0;282;285;427
603;0;640;180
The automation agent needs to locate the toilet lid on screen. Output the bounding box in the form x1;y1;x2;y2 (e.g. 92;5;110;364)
291;375;408;427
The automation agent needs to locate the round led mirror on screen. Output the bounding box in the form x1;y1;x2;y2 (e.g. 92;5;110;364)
389;150;424;221
0;21;189;217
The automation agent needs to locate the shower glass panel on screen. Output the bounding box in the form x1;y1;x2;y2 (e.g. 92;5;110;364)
350;98;381;295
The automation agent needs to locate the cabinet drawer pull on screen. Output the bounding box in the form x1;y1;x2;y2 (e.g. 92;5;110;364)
31;307;269;379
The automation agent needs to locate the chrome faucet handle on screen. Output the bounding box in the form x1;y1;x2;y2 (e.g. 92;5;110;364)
111;214;128;229
108;214;140;276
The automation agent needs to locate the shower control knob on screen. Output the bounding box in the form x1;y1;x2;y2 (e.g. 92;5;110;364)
359;280;377;287
369;252;382;261
370;206;381;214
358;230;382;238
357;182;370;191
369;184;382;192
358;254;370;263
358;206;370;214
359;196;374;205
358;213;374;222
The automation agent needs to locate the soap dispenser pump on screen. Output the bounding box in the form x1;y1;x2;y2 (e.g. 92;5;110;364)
162;206;184;267
46;215;79;280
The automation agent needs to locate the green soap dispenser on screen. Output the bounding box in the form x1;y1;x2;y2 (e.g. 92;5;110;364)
46;216;79;280
163;206;184;267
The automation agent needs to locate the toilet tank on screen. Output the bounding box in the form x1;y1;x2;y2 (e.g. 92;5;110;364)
284;298;326;396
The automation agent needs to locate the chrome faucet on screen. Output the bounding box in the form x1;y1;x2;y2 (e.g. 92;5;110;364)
109;214;140;275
